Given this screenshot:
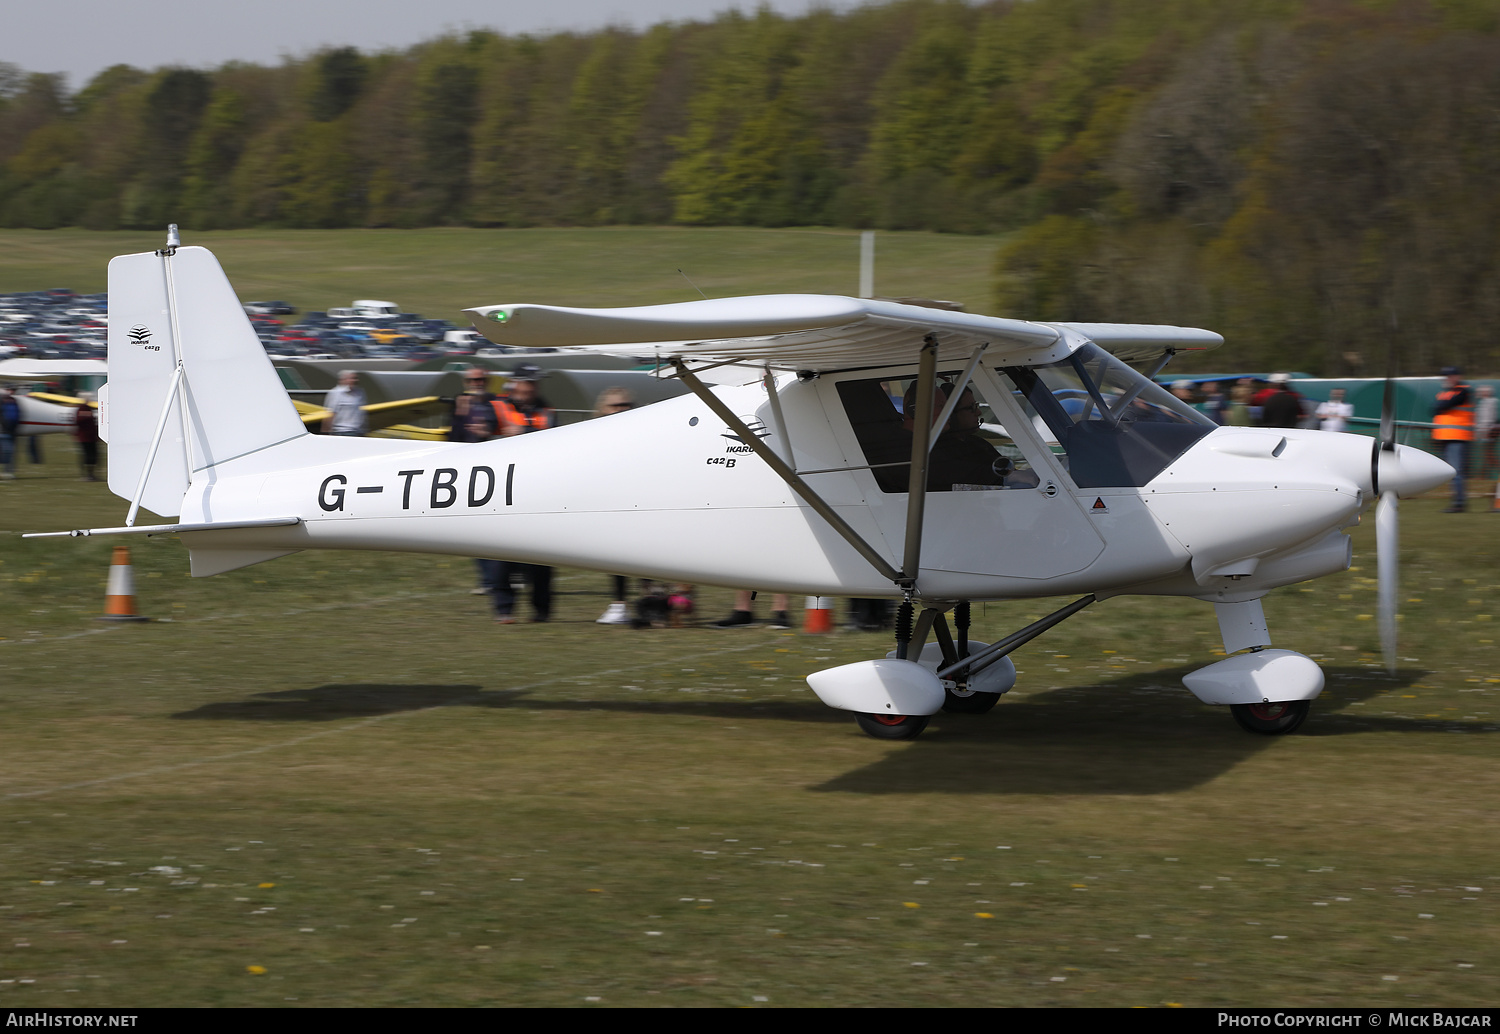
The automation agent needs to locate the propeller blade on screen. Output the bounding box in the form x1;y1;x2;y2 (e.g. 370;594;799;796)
1372;347;1397;496
1380;371;1396;447
1376;489;1399;674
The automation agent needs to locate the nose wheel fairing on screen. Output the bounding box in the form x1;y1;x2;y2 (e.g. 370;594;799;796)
1181;649;1325;707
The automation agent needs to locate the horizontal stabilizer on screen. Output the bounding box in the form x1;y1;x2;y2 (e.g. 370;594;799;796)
22;517;302;539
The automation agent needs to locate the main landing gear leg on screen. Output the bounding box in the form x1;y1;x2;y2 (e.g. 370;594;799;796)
1181;597;1322;735
934;604;1000;715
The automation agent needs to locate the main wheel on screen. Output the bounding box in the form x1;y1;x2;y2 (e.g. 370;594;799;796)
1229;699;1310;735
942;687;1000;715
854;712;931;740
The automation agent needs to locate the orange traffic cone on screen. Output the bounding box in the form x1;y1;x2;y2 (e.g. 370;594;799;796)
97;544;150;622
803;596;833;634
1492;478;1500;512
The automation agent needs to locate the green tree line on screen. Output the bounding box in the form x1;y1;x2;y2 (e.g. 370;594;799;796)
2;0;1498;372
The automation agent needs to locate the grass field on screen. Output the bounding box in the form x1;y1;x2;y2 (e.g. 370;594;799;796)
2;434;1498;1008
0;227;1006;319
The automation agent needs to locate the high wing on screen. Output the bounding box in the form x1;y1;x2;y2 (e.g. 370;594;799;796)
464;295;1222;369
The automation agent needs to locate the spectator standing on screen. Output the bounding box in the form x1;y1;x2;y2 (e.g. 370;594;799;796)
592;387;638;625
1226;380;1254;427
491;366;556;624
450;367;503;596
74;392;99;480
1474;384;1498;481
449;367;499;445
1315;388;1354;433
1432;366;1473;512
1199;381;1229;424
0;386;18;480
1260;373;1304;428
713;590;791;629
493;365;555;436
322;370;368;436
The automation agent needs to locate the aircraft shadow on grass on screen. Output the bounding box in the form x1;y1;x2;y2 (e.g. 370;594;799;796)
810;666;1480;796
167;666;1491;795
170;684;510;721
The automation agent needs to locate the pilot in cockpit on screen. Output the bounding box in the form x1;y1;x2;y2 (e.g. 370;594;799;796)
902;382;1038;492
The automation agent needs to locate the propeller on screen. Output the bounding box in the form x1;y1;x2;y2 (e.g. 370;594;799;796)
1372;362;1399;674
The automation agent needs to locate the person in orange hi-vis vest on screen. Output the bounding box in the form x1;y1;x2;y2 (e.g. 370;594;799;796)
1433;366;1474;512
492;365;556;436
490;365;557;623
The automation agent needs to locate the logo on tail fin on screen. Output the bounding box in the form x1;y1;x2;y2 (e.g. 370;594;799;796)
128;325;154;347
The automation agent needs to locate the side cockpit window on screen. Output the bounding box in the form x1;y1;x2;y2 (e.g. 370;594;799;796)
836;379;910;494
836;375;1039;494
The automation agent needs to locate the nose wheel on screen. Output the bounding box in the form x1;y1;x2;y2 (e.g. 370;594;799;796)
855;712;930;740
1229;700;1310;735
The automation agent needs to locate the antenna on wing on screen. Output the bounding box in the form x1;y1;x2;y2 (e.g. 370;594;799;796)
677;269;708;300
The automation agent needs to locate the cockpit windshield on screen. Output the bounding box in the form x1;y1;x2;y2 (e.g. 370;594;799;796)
1001;344;1215;489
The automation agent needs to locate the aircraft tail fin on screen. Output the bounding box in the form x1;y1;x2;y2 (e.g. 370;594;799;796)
106;244;306;518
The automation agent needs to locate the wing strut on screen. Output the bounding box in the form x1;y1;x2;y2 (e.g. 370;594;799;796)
761;365;792;465
899;335;938;587
672;360;902;584
926;343;988;455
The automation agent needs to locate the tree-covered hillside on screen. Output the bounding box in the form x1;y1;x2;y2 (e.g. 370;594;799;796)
3;0;1498;372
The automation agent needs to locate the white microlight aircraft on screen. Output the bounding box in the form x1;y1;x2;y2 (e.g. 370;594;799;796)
28;233;1453;740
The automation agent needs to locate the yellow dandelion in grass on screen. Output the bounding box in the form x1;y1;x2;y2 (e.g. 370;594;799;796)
975;912;994;919
258;883;275;889
1356;614;1373;621
903;902;921;909
246;965;267;975
587;888;603;893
